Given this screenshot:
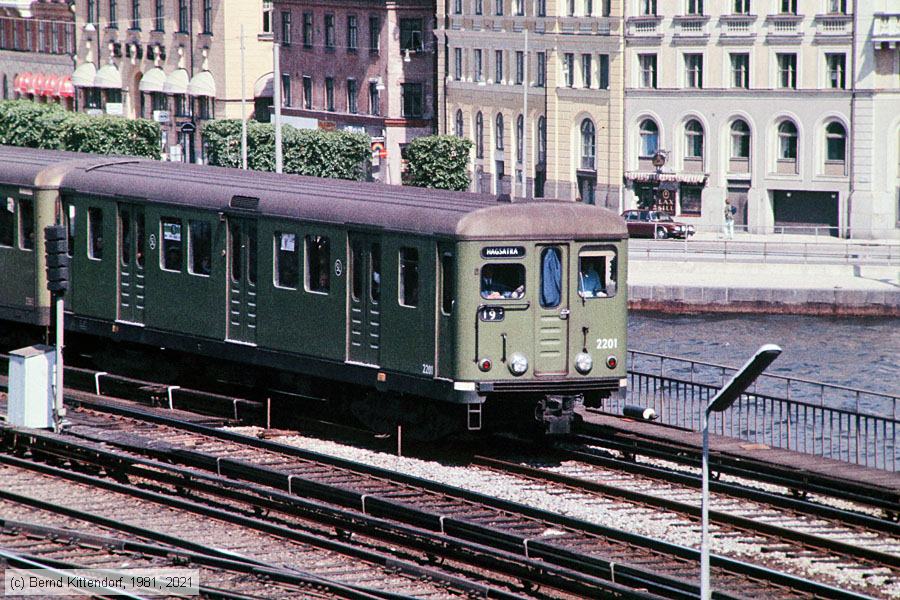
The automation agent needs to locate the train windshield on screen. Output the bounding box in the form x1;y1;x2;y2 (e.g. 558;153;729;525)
578;246;617;298
481;263;525;299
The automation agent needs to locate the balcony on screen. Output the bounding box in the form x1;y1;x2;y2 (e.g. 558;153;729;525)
814;14;851;42
873;13;900;49
719;14;757;43
672;15;709;44
625;15;663;43
765;14;803;44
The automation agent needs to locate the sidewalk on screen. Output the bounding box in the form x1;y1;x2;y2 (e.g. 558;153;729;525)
627;232;900;316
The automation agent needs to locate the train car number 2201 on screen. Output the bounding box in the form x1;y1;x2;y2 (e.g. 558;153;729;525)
596;338;619;350
480;307;505;322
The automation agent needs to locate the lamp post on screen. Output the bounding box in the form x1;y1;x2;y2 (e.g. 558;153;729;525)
700;344;782;599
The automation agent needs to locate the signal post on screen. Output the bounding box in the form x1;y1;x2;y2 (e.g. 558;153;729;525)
44;224;68;432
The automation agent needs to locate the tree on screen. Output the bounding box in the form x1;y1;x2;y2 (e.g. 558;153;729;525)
404;135;473;191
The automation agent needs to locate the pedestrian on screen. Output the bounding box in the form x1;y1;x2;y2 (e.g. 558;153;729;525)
723;199;735;240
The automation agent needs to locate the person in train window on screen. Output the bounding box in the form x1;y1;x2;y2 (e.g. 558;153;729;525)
578;259;606;298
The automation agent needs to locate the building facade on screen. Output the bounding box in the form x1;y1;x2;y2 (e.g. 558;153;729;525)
436;0;625;206
72;0;273;162
622;0;899;239
1;0;76;107
273;0;435;185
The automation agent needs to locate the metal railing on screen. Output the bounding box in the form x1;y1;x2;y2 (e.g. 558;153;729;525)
614;350;898;472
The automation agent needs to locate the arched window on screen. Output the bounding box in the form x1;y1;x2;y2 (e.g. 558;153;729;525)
580;119;596;169
455;109;464;138
537;116;547;164
516;114;524;163
778;120;798;159
475;112;484;158
825;121;846;162
684;119;703;159
730;120;750;158
495;113;504;150
639;119;659;158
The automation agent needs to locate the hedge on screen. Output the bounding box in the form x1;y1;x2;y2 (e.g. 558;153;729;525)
403;135;472;191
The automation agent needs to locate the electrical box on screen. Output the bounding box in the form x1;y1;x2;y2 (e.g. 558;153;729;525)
7;345;54;429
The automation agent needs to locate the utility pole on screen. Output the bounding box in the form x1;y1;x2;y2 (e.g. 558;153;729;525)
521;28;528;199
240;24;247;170
273;41;283;174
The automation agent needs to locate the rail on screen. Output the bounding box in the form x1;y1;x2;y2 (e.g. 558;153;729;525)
614;350;898;472
629;238;900;265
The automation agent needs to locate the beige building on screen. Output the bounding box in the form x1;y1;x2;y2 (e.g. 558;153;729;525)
436;0;625;207
72;0;273;163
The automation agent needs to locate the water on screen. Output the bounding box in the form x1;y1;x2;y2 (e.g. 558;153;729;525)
628;313;899;397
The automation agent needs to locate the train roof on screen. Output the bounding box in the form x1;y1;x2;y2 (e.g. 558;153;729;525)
0;146;92;187
0;145;627;240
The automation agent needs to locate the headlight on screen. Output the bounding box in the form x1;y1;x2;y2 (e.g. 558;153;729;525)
575;352;593;374
508;353;528;376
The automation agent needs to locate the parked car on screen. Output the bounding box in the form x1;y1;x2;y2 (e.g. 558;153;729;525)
621;210;696;239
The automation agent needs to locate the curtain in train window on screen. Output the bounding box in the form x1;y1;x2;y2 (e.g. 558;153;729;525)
540;247;561;308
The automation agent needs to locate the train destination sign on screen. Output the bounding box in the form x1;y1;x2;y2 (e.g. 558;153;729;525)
481;246;525;259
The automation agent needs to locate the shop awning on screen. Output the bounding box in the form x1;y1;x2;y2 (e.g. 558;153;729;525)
31;73;45;95
14;72;33;94
138;67;166;93
253;72;273;98
187;70;216;97
71;62;97;88
94;63;122;89
163;68;189;94
625;171;708;185
40;74;59;96
58;76;75;98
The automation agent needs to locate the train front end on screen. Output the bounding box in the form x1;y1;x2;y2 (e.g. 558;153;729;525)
451;202;628;434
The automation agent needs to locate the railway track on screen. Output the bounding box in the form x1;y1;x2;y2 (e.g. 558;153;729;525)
2;390;880;600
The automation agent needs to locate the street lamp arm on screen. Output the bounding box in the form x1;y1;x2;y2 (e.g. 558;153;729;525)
707;344;782;415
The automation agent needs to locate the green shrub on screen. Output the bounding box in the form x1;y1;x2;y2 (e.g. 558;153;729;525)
404;135;473;191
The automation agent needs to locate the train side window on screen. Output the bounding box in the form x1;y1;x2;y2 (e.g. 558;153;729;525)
578;246;617;298
18;197;34;251
189;220;212;277
399;247;419;308
88;207;103;260
274;232;298;289
135;212;145;268
305;234;330;294
539;247;562;308
229;221;241;282
120;211;131;266
350;241;362;301
247;223;257;285
481;263;525;299
161;217;183;272
65;204;76;257
440;252;454;315
0;198;14;247
370;243;381;302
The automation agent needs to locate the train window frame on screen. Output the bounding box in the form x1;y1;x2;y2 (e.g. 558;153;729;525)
160;216;184;272
539;246;562;309
120;210;132;266
188;220;212;277
0;197;14;248
440;252;454;315
274;231;299;290
18;196;34;251
370;243;381;303
577;245;617;299
88;207;103;261
305;234;331;294
481;263;526;300
398;247;419;308
65;203;76;257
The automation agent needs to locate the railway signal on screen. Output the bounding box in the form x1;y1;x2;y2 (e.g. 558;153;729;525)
44;224;68;433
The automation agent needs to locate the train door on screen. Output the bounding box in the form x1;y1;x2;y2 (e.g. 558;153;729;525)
117;203;145;324
226;218;257;345
534;244;570;376
347;234;381;366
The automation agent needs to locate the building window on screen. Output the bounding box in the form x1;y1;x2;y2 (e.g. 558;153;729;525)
536;0;546;16
826;53;846;89
347;79;357;113
281;74;291;106
680;185;702;216
281;10;292;45
369;15;379;51
515;0;524;15
640;0;656;16
87;0;96;23
174;94;190;116
203;0;212;33
151;92;167;111
189;221;212;276
515;51;524;85
400;18;423;51
347;15;358;50
582;54;592;88
566;0;574;16
154;0;163;30
161;217;183;271
536;52;546;86
537;116;547;164
496;0;503;15
780;0;796;15
129;0;140;30
639;54;657;88
495;113;504;150
454;0;462;13
303;76;312;109
454;48;463;80
475;0;483;15
827;0;846;14
777;53;797;89
178;0;188;32
731;53;749;88
598;54;609;89
274;232;299;289
730;119;750;158
778;120;798;159
476;111;484;158
325;77;334;111
305;235;330;294
399;248;419;307
402;83;423;117
495;50;503;83
639;119;659;157
684;53;703;88
826;122;846;162
324;14;335;48
585;0;593;16
302;12;312;48
196;96;211;120
455;109;464;137
474;49;483;81
733;0;749;14
684;119;703;159
581;119;596;170
564;53;574;87
687;0;703;15
368;81;379;115
263;1;273;33
516;114;524;162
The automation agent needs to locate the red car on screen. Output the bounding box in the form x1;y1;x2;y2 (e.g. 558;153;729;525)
622;210;696;239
